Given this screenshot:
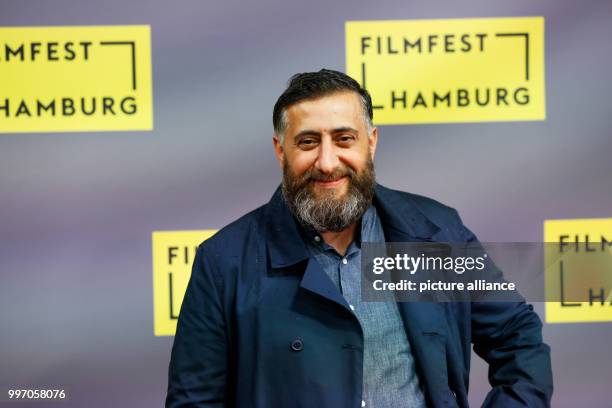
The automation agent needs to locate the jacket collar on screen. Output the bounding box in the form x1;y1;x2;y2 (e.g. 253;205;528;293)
263;186;311;269
264;183;443;269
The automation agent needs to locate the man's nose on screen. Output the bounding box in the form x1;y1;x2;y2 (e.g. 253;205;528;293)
314;137;340;174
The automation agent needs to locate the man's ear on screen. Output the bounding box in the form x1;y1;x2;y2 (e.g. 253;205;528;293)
368;127;378;160
273;135;284;169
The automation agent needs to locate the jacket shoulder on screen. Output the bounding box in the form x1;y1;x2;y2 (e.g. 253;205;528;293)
197;203;266;256
376;184;474;241
378;184;458;219
190;203;267;295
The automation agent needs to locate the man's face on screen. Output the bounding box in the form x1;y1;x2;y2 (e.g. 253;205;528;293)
273;91;378;231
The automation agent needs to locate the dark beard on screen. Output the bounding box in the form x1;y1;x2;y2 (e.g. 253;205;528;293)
281;155;376;232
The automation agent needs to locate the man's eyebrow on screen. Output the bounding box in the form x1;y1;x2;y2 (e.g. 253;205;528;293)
331;127;359;134
294;127;360;139
294;129;322;139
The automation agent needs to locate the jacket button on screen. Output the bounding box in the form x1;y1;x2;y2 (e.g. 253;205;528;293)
290;338;304;351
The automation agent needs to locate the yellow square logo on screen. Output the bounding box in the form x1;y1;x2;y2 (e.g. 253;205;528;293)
0;26;152;133
346;17;545;124
544;218;612;323
152;230;217;336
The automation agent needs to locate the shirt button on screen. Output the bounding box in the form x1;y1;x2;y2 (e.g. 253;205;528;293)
361;400;366;407
342;258;348;265
314;236;321;242
349;304;355;311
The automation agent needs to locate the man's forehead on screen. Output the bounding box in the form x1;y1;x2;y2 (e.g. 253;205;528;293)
286;91;363;125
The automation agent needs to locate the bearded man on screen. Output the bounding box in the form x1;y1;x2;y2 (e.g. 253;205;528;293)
166;69;553;408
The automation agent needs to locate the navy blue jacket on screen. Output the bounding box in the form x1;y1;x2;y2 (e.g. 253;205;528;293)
166;184;553;407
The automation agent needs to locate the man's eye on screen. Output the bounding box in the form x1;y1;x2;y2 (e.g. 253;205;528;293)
337;135;355;144
298;139;317;147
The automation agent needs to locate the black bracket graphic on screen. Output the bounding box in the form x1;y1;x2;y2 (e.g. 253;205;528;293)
361;62;384;110
168;272;179;320
99;41;137;90
494;32;530;81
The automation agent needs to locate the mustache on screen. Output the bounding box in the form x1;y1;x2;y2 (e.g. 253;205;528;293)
300;167;356;183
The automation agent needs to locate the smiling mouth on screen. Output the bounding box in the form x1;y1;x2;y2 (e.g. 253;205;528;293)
313;176;347;188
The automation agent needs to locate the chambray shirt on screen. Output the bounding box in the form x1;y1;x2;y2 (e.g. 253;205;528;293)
303;206;426;408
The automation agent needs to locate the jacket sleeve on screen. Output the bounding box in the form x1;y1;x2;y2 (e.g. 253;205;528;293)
471;301;553;407
166;244;227;407
460;222;553;407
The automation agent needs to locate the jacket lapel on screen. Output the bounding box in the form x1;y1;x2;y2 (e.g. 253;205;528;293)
264;187;351;310
300;257;352;310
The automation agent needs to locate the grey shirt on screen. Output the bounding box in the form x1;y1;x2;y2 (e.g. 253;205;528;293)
304;206;426;408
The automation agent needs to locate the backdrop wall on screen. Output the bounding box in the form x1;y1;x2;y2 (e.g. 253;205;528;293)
1;0;611;406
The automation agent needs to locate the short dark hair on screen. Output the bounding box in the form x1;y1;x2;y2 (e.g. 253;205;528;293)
272;69;373;140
